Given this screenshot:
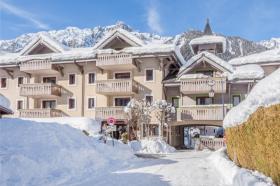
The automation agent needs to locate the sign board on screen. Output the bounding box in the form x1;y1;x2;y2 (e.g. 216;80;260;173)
106;125;117;133
107;117;116;125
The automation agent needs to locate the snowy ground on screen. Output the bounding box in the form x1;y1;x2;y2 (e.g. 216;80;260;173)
0;118;274;186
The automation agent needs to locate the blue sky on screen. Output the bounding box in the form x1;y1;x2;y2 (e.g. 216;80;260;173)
0;0;280;41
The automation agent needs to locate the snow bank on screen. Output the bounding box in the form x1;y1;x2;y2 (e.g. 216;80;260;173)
129;138;176;154
224;68;280;128
22;117;101;135
209;148;275;186
228;64;264;80
0;118;135;186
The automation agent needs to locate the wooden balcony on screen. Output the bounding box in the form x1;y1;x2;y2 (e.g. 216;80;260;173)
19;59;58;74
95;107;128;120
177;105;227;121
20;83;61;98
96;53;136;70
180;77;226;94
96;79;138;95
19;109;63;118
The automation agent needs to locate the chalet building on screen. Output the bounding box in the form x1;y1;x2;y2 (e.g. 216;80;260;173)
0;20;279;147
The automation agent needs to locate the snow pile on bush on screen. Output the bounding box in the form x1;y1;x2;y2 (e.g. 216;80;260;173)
129;138;176;154
23;117;101;135
224;68;280;128
209;148;275;186
0;118;135;186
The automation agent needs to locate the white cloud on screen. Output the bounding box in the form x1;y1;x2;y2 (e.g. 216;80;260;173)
0;0;49;29
147;3;163;33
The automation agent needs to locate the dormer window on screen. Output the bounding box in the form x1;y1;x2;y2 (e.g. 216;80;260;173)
189;19;226;55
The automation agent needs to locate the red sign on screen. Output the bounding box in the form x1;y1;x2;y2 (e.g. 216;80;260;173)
107;117;116;125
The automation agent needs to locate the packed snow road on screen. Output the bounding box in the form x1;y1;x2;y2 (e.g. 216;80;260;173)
80;150;227;186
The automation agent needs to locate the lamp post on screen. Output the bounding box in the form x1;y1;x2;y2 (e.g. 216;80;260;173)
208;78;225;118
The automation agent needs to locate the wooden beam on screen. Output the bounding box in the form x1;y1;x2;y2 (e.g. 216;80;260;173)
134;59;142;72
74;60;84;74
54;65;64;77
3;68;14;79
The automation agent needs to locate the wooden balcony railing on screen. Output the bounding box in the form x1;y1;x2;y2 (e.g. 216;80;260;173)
20;59;52;71
180;77;226;94
19;109;63;118
96;53;135;69
20;83;61;97
96;79;138;95
198;137;225;150
95;107;128;120
177;105;227;121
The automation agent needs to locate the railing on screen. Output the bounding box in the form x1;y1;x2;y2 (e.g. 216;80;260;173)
180;77;226;94
96;79;138;94
20;59;53;71
177;105;227;121
20;83;61;97
96;53;134;67
95;107;128;120
19;109;63;118
198;138;225;150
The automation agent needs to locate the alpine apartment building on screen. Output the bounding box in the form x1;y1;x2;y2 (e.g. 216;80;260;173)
1;21;279;147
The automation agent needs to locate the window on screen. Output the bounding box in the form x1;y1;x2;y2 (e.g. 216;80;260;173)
145;69;154;81
232;95;241;106
196;97;213;105
17;100;23;110
114;97;130;106
114;72;131;79
145;95;153;104
42;100;56;109
68;98;76;109
88;73;95;84
1;78;7;88
172;97;179;108
43;77;56;84
17;77;24;87
69;74;76;85
88;98;95;109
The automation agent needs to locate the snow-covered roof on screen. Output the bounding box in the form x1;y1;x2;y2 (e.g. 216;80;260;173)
179;73;209;80
227;64;264;81
93;28;145;49
20;32;69;56
178;51;233;77
229;49;280;66
224;68;280;128
189;35;226;52
0;47;96;65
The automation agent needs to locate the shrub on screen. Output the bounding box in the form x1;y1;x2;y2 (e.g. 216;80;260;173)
226;104;280;185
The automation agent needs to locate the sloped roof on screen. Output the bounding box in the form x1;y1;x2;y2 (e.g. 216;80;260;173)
178;51;233;76
93;28;145;49
227;64;264;80
229;49;280;66
19;32;69;56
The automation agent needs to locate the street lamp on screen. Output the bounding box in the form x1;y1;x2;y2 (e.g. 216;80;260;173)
208;79;215;98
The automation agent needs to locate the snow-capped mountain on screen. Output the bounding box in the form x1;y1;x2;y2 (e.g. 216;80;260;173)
0;21;172;53
0;21;270;62
258;38;280;49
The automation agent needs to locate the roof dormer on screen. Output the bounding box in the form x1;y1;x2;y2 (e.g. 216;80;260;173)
93;28;145;50
20;33;67;56
190;19;226;55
